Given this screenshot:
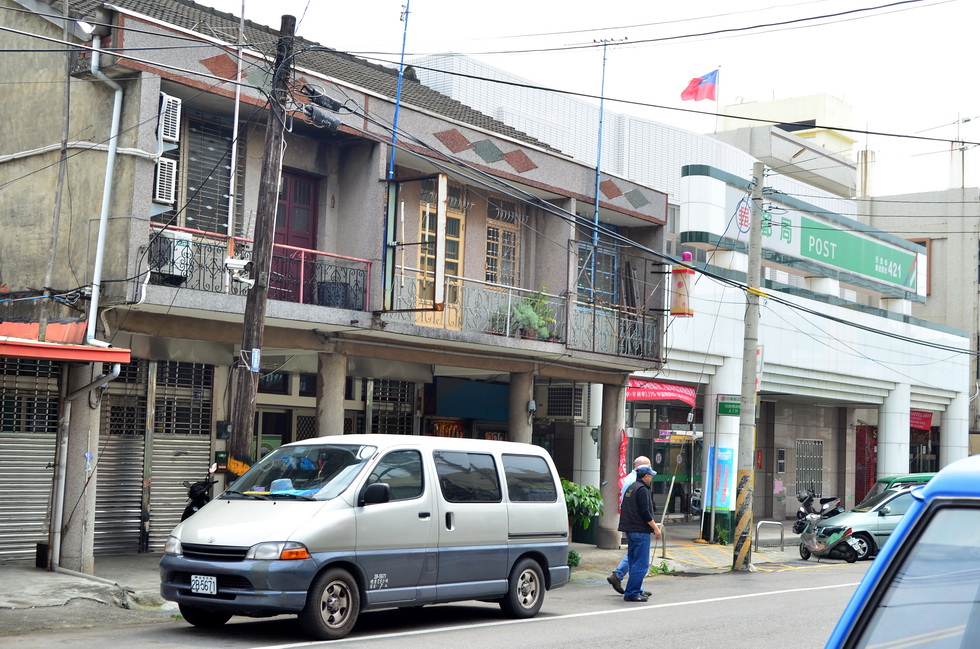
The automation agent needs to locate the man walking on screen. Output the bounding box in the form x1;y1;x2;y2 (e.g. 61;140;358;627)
617;465;661;602
608;456;656;594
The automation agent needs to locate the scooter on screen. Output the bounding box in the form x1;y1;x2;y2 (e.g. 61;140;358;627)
792;485;844;533
181;463;218;521
798;513;860;563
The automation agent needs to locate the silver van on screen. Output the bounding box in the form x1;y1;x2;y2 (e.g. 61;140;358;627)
160;434;570;640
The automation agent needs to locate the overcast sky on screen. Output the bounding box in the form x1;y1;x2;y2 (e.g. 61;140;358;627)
200;0;977;196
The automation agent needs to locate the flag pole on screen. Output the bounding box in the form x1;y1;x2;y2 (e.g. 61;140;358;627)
713;66;721;134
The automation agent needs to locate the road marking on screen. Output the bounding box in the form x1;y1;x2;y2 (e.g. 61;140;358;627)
255;581;862;648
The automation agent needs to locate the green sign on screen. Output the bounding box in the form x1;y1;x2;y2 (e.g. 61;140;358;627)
717;395;740;417
798;216;917;291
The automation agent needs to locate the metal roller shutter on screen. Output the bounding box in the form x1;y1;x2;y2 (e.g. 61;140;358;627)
0;433;57;559
0;359;60;560
148;434;212;553
93;433;145;555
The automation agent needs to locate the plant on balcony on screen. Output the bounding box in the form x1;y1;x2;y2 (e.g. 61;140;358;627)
490;287;557;340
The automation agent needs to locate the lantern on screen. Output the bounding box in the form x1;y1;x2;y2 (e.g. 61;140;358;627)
670;251;695;317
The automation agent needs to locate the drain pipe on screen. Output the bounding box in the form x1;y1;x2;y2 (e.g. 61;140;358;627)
49;32;124;573
85;33;122;349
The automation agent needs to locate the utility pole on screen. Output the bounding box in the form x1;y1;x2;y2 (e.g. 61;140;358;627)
733;161;765;571
228;15;295;479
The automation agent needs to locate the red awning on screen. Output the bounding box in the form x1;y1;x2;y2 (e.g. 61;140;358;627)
626;378;697;407
0;336;130;364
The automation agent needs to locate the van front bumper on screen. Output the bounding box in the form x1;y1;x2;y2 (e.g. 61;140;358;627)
160;553;315;615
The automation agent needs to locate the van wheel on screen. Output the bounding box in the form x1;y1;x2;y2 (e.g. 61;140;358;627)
299;568;360;641
499;558;544;618
178;603;231;628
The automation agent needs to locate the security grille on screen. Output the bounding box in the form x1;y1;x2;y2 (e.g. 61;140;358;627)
371;379;415;435
296;415;317;440
796;439;824;496
154;361;213;435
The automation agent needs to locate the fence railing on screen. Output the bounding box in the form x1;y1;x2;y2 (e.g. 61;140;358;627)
145;224;371;310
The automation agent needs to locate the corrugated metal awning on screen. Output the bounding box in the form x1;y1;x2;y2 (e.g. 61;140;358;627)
0;336;130;363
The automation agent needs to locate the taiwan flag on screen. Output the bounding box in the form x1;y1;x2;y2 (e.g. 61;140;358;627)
681;69;718;102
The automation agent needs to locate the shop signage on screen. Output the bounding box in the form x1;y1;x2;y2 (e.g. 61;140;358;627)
717;394;740;416
627;378;697;406
910;410;933;431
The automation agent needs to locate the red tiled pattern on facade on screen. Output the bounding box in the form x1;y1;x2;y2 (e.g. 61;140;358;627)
501;150;537;173
200;53;240;80
600;179;623;199
435;130;473;153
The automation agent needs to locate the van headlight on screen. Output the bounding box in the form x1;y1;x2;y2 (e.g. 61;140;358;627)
246;541;311;561
164;535;182;556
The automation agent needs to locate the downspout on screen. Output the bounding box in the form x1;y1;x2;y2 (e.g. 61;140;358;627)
49;33;123;573
85;33;122;349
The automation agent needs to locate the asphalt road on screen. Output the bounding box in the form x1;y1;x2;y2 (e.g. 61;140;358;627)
5;560;869;649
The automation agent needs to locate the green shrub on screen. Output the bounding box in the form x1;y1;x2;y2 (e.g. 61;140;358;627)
567;549;581;567
561;478;603;529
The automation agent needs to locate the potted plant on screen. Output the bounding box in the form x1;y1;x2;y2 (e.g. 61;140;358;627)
490;287;557;340
562;478;603;544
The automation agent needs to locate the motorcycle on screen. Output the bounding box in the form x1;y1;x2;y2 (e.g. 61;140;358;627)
181;463;218;521
792;485;844;534
798;513;860;563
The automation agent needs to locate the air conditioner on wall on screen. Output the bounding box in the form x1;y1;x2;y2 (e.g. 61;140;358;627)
159;93;182;144
153;158;178;204
533;384;586;422
150;229;193;284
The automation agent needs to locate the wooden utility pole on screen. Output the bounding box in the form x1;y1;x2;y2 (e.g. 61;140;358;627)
733;161;765;571
227;15;295;479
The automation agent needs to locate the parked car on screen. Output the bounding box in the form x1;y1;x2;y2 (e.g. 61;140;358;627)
824;454;980;648
856;472;934;507
816;486;916;560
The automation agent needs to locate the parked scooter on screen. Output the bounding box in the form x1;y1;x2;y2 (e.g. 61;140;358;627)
792;484;844;533
798;513;860;563
181;463;218;521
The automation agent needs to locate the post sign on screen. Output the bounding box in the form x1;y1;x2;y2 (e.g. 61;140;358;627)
717;394;740;417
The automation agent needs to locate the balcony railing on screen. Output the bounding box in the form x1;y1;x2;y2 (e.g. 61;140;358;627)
145;224;370;310
389;271;662;361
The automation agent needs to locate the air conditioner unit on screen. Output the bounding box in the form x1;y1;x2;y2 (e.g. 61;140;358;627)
534;384;586;422
150;229;193;284
153;158;178;205
159;93;182;143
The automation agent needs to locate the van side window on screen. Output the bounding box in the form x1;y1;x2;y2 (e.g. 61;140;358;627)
502;454;558;502
433;451;501;503
367;450;423;501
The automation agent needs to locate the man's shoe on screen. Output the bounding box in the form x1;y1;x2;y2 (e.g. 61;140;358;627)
624;595;649;602
607;573;624;594
642;590;652;597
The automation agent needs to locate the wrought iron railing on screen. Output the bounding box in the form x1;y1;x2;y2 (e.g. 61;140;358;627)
145;224;370;310
568;303;661;360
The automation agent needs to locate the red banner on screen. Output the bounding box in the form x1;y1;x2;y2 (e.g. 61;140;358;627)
910;410;933;431
626;378;697;407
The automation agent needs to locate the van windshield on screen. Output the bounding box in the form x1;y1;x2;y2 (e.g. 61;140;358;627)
223;444;377;501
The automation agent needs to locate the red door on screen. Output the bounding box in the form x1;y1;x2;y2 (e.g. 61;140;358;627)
271;172;318;302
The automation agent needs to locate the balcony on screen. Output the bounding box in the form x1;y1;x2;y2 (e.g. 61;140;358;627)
389;272;662;361
145;225;370;309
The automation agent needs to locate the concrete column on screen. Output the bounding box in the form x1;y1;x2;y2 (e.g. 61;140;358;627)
940;392;970;466
705;357;741;509
879;383;910;475
317;351;347;436
61;363;100;574
596;380;626;549
508;372;534;444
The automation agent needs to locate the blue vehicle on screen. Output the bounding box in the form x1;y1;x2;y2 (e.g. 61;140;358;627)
824;454;980;648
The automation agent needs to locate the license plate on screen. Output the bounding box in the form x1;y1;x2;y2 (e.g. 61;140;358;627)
190;574;217;595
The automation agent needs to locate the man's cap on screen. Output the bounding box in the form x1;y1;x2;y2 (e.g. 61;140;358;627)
636;465;656;478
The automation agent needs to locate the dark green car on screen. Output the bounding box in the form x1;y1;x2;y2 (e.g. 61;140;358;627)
856;472;934;507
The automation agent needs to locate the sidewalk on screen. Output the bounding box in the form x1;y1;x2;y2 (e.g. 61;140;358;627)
0;517;799;632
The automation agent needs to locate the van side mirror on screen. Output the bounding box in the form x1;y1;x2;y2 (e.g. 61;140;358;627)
359;482;391;506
